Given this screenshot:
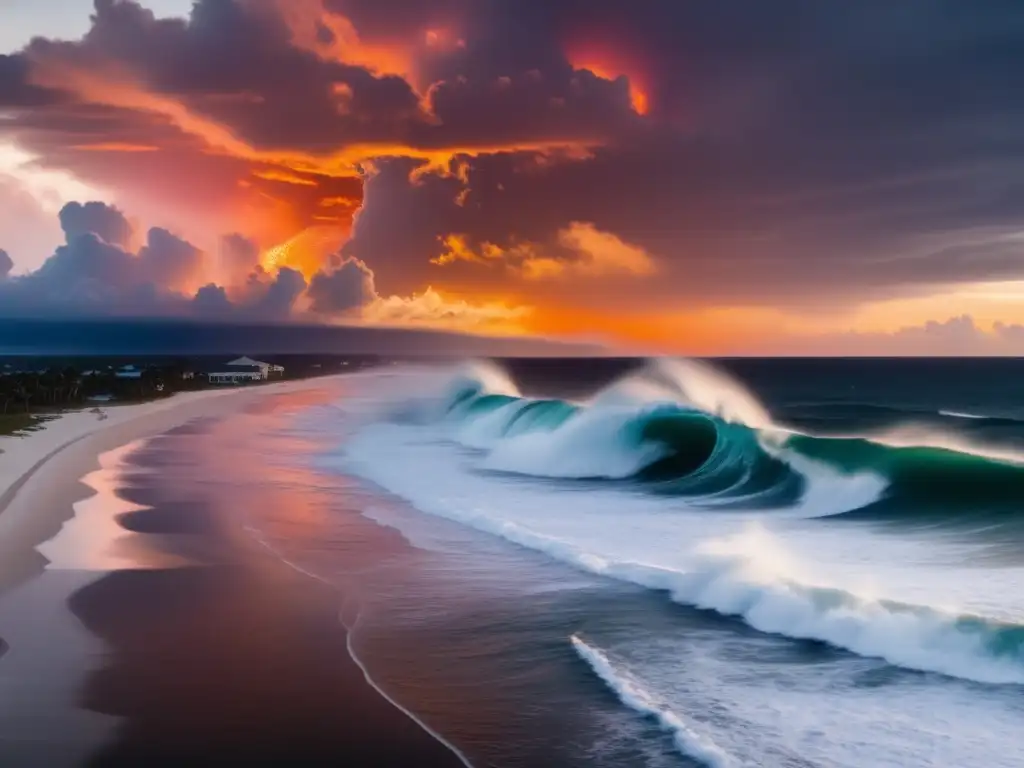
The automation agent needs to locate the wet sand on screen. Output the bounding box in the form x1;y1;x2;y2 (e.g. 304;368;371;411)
0;378;466;767
0;383;328;596
69;505;465;767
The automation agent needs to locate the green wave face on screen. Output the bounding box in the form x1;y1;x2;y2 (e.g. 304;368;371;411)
630;408;804;505
503;400;579;436
444;383;805;504
788;434;1024;526
440;370;1024;526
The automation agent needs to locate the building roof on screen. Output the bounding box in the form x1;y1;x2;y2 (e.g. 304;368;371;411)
199;362;263;375
227;356;268;368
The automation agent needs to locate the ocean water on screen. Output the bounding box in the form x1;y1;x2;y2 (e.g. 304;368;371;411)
246;359;1024;766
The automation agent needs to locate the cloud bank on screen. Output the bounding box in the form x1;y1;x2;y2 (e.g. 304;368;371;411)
3;1;1024;352
0;200;529;335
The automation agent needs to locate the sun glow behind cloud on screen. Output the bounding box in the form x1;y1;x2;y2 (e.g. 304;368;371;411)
0;143;106;213
564;42;650;115
261;226;346;277
9;0;1024;353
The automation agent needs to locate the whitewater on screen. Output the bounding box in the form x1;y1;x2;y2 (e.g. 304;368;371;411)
305;359;1024;767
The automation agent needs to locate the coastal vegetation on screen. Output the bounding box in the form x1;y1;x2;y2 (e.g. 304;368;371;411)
0;355;384;427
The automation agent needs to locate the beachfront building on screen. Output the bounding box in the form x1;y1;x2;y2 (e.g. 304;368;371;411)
203;363;265;385
225;357;285;379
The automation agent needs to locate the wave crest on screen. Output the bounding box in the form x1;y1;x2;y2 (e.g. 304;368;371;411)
424;358;1024;524
431;359;875;511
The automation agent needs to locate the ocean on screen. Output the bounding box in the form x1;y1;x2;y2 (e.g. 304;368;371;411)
120;358;1024;766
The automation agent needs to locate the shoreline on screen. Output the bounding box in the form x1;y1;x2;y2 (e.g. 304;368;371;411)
0;377;346;596
0;373;470;767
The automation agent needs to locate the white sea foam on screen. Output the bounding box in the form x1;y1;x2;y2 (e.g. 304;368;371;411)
570;634;735;768
455;399;531;450
342;420;1024;686
939;410;987;420
480;404;669;480
642;358;772;429
311;363;1024;766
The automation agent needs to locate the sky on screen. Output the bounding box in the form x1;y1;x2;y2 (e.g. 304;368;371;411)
2;0;1024;355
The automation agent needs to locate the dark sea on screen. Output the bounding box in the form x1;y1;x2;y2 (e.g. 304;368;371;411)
107;359;1024;766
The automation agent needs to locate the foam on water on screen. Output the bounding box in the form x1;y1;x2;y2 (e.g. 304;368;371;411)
302;362;1024;766
330;361;1024;686
570;635;735;768
939;410;987;420
341;424;1024;685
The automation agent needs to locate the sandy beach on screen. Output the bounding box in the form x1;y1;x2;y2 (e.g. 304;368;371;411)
0;381;323;597
0;377;466;767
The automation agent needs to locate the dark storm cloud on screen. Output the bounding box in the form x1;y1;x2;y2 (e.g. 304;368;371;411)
341;157;465;293
0;201;210;316
1;232;173;315
192;282;233;314
0;54;64;107
257;266;308;316
137;227;204;289
2;0;638;155
307;256;376;313
58;201;133;248
0;201;324;321
0;250;12;279
0;200;530;339
4;0;1024;318
219;233;261;284
327;0;1024;305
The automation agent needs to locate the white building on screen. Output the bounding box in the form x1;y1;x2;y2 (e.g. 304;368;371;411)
204;364;265;385
225;357;284;378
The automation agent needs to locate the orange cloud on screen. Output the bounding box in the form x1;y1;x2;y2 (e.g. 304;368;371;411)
431;233;508;266
272;0;418;83
544;221;656;278
564;41;650;115
29;53;600;190
432;223;656;279
71;142;161;153
319;196;359;209
423;27;466;53
261;226;346;277
361;286;531;333
252;168;320;187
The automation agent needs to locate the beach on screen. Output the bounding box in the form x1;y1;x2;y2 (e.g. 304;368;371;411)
0;377;467;767
5;358;1021;767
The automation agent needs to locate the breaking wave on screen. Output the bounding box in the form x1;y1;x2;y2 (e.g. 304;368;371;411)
338;359;1024;685
402;359;1024;523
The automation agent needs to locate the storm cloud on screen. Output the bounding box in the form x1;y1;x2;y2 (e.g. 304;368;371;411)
0;199;530;336
3;0;1024;351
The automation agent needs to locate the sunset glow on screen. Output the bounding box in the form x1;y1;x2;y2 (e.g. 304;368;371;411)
1;1;1021;354
564;42;651;115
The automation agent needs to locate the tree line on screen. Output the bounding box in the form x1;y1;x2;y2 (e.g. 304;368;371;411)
0;364;198;414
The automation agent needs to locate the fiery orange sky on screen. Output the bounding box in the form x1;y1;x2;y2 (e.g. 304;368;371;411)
3;0;1024;354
